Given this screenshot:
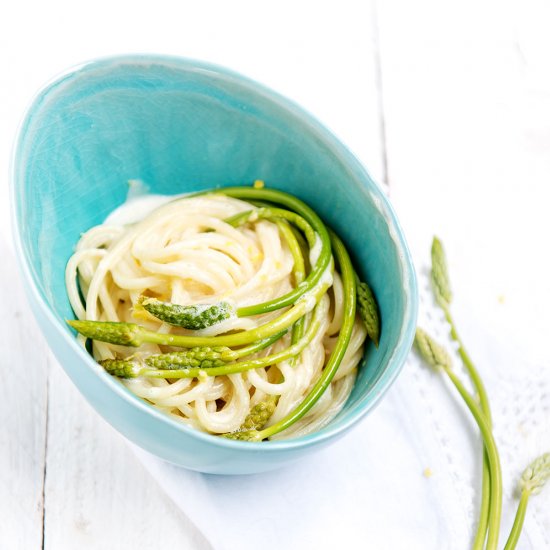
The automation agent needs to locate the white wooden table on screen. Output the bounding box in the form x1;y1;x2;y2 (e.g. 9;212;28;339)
2;1;549;548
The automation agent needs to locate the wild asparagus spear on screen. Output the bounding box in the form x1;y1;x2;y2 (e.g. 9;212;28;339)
67;269;331;349
275;219;306;360
430;236;493;550
356;276;380;347
215;187;332;317
415;328;503;550
223;395;279;437
219;218;307;434
504;453;550;550
100;302;324;379
223;229;357;441
145;331;286;369
139;298;233;330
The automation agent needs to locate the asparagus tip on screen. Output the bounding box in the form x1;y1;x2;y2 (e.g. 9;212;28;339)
431;235;452;307
220;429;263;442
100;358;138;378
67;319;143;347
414;327;453;371
520;452;550;495
356;280;380;346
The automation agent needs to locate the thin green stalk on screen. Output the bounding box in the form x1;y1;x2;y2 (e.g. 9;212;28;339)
504;452;550;550
415;328;502;550
275;219;306;357
144;330;287;370
441;306;492;425
138;302;323;379
216;187;332;317
473;458;491;550
446;304;491;550
232;208;325;317
275;219;306;289
226;207;317;249
257;230;355;440
290;225;311;272
67;271;331;349
431;236;491;421
430;236;493;549
443;367;502;550
503;489;530;550
231;331;288;360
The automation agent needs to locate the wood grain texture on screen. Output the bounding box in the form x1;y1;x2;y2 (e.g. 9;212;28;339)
376;0;550;366
43;361;211;550
0;237;48;550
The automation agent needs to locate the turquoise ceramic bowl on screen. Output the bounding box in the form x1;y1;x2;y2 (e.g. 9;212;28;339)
12;55;417;474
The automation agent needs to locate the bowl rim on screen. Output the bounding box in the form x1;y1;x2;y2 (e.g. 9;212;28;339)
11;53;418;453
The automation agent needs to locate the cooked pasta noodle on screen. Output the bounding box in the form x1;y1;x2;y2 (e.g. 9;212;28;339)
66;192;367;438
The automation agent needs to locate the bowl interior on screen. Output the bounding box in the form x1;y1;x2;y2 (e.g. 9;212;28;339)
13;56;416;443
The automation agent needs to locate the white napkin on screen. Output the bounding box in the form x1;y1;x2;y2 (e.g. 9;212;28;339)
133;278;550;550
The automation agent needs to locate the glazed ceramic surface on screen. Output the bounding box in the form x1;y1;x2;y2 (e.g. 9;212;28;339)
12;55;417;474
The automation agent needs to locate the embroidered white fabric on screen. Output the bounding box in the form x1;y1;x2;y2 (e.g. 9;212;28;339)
134;269;550;550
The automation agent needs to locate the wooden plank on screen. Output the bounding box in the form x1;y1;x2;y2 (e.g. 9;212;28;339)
43;360;211;550
0;237;49;550
375;0;550;545
376;0;550;368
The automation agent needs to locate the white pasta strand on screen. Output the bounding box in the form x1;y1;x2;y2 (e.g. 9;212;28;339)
65;193;367;437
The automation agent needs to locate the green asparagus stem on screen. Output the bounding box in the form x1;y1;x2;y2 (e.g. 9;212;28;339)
146;346;233;369
215;187;332;317
140;297;233;329
503;490;530;550
145;330;286;370
225;207;317;248
246;229;356;441
356;276;380;347
475;460;491;550
98;331;288;377
275;219;306;292
67;268;331;349
415;329;503;550
275;219;307;361
430;236;493;550
445;369;502;550
68;320;144;346
224;218;307;437
140;302;322;379
431;237;491;420
503;452;550;550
